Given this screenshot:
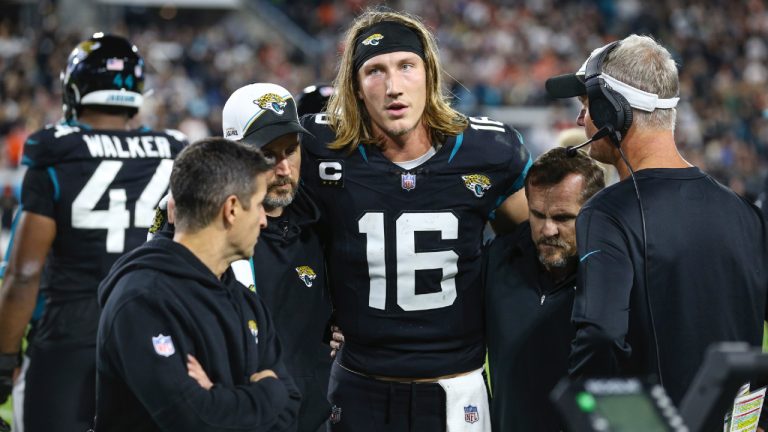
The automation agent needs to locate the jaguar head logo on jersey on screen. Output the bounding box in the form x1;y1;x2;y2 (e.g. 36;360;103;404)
464;405;479;424
295;266;318;287
255;93;287;115
462;174;492;198
362;33;384;46
152;334;175;357
248;320;259;343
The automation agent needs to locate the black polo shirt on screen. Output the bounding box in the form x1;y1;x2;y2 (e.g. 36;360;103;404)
571;167;768;407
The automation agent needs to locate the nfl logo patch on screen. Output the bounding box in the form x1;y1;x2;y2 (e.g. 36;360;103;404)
330;405;342;424
464;405;479;424
401;173;416;191
152;334;175;357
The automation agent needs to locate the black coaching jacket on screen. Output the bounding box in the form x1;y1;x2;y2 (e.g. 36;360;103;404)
95;237;300;432
253;187;332;432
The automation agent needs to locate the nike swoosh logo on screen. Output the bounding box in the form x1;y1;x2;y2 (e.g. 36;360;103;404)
580;250;602;262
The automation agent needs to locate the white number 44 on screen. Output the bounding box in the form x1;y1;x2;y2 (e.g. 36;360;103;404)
72;159;173;253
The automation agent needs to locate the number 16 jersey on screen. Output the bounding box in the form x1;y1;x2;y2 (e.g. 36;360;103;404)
300;115;531;377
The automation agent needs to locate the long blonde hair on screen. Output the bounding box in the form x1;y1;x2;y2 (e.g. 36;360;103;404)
326;9;468;152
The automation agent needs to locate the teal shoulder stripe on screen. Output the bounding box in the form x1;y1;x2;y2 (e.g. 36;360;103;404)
487;154;533;221
358;145;368;163
510;155;533;193
448;133;464;163
46;167;61;202
580;250;602;262
25;139;38;145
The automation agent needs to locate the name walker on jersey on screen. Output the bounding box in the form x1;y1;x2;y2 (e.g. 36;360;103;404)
82;134;174;159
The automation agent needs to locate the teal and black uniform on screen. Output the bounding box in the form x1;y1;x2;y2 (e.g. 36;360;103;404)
17;121;185;432
300;113;530;430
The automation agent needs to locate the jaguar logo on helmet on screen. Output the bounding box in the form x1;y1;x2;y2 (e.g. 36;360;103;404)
461;174;492;198
255;93;287;115
362;33;384;46
295;266;318;287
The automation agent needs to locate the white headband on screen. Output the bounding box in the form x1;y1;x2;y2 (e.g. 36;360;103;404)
600;73;679;112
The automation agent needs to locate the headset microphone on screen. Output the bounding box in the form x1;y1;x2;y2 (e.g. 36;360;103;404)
566;126;613;157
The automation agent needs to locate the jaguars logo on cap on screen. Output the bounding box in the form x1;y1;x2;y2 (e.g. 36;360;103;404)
256;93;287;115
295;266;318;287
462;174;492;198
362;33;384;46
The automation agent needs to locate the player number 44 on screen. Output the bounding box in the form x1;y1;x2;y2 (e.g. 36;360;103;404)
72;159;173;253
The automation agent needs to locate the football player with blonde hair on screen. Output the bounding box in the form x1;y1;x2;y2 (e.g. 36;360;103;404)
301;8;531;431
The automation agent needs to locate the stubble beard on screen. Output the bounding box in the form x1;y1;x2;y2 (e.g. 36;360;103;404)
263;178;297;211
537;238;576;270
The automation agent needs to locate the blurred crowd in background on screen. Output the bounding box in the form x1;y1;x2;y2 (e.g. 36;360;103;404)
0;0;766;212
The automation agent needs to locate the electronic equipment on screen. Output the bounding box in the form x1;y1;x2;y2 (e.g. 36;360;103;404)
552;376;687;432
679;342;768;432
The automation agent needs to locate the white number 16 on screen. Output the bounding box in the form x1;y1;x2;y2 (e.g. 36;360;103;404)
358;212;459;311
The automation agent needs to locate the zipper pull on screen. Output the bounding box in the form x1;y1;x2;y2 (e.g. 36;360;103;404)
281;220;289;237
540;294;546;305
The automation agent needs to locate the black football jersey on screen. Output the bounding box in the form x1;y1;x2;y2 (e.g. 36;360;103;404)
20;121;186;303
300;114;531;377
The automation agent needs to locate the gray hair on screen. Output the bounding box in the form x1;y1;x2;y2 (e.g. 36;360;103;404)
604;34;679;131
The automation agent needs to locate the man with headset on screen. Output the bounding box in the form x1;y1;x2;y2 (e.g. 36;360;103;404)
545;34;768;405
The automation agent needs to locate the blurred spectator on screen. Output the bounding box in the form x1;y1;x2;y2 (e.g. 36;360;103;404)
0;0;766;202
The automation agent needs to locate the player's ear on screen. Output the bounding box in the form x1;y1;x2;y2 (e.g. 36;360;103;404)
221;195;238;227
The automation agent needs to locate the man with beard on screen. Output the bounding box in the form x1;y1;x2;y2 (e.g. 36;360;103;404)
484;147;604;431
222;83;332;432
149;83;332;432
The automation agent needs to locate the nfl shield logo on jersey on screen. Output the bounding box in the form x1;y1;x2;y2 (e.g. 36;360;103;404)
464;405;479;424
330;405;342;424
401;173;416;191
152;334;175;357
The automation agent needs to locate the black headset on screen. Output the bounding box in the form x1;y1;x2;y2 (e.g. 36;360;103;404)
584;41;633;147
583;40;664;388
